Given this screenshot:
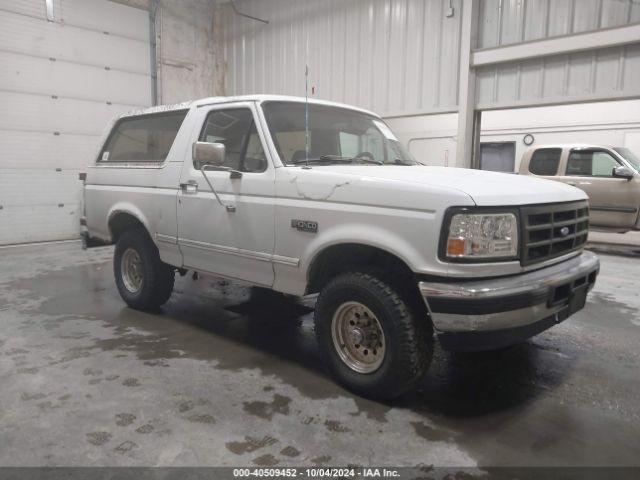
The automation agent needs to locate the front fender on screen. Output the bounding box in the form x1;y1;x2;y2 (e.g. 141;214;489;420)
300;222;429;282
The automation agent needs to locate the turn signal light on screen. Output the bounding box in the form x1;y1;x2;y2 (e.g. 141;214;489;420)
447;238;466;256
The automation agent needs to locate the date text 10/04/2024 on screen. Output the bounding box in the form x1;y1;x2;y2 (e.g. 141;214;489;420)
232;468;400;478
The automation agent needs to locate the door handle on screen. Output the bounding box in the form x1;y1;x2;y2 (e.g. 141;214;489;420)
180;180;198;194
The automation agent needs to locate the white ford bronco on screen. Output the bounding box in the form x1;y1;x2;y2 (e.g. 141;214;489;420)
82;95;599;399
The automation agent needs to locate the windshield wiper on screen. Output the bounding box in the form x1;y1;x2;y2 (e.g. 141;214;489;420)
321;154;384;165
292;156;353;165
392;158;415;166
293;155;383;165
293;154;385;165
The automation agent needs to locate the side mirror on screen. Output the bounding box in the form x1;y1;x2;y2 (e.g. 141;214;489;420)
193;141;225;170
612;165;634;180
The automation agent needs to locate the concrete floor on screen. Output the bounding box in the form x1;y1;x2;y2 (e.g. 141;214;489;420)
1;242;639;468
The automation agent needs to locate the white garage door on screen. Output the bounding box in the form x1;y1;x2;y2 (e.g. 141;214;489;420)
0;0;152;245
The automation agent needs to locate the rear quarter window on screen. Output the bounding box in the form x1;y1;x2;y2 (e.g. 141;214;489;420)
529;148;562;176
99;110;188;163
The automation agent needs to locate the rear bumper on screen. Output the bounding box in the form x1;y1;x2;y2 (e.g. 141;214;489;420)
80;218;109;250
419;251;599;351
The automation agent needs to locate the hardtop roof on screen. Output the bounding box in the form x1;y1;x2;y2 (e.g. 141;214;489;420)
119;95;380;119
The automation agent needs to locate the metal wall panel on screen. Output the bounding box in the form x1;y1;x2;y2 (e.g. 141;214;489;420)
0;131;99;170
0;204;81;245
475;43;640;109
0;10;150;75
57;0;149;41
0;0;62;20
0;51;150;106
0;91;134;135
478;0;640;49
0;0;149;40
1;171;81;207
0;0;151;244
221;0;463;116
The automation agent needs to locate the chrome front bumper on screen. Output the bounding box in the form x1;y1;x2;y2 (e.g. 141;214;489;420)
419;251;600;351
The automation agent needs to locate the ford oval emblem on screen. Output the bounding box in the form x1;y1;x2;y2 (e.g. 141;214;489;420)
560;226;570;237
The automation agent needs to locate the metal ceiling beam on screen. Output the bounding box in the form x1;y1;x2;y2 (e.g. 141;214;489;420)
472;23;640;68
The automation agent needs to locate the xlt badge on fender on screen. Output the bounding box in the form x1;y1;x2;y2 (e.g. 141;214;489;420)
291;219;318;233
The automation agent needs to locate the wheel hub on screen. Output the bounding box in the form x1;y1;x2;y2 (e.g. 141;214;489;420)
121;248;143;293
349;327;365;345
331;301;386;374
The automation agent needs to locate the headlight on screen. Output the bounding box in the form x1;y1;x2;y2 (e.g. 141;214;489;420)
444;211;518;260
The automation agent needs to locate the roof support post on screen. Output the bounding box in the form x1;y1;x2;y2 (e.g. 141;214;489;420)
456;0;481;168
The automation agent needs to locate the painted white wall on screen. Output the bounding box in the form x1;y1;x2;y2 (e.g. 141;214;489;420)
155;0;224;104
386;99;640;171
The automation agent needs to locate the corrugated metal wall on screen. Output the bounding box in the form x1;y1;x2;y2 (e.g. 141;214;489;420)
475;43;640;109
478;0;640;49
221;0;463;117
222;0;640;115
475;0;640;109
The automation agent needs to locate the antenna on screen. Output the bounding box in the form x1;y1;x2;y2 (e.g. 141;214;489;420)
303;25;311;169
304;64;310;168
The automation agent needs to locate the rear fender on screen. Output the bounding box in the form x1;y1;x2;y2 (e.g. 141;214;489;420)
107;203;153;243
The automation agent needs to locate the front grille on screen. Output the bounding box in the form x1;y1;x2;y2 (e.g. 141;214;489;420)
521;201;589;266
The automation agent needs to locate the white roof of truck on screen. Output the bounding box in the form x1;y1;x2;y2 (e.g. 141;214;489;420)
119;95;380;119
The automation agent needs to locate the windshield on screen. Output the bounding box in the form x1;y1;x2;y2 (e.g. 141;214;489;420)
613;147;640;172
262;101;416;166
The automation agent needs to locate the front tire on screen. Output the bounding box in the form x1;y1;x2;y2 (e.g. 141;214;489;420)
314;271;432;400
113;228;175;310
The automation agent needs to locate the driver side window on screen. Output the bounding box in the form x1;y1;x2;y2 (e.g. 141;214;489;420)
566;151;620;177
361;127;385;161
339;132;359;157
198;108;267;172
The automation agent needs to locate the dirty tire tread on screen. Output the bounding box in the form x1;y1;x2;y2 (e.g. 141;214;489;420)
314;271;432;400
114;228;175;310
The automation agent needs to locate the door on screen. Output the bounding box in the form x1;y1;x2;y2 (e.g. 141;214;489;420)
556;149;640;229
480;142;516;172
177;103;275;286
0;0;152;245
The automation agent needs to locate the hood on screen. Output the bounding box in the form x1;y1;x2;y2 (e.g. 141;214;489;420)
310;165;587;206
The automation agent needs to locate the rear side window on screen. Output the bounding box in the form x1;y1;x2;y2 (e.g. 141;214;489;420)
99;110;188;163
529;148;562;175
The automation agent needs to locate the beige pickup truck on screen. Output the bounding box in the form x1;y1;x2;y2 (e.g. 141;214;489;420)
520;144;640;232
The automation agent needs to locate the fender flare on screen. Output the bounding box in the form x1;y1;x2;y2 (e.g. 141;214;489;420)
301;224;424;284
106;203;153;243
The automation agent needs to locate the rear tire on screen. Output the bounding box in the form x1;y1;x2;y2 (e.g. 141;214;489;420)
113;228;175;310
314;271;432;400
